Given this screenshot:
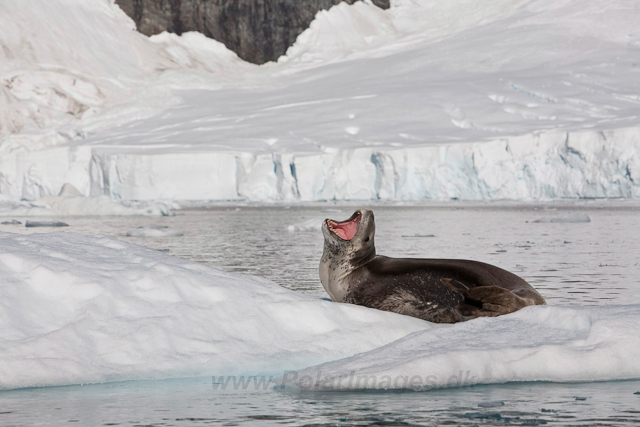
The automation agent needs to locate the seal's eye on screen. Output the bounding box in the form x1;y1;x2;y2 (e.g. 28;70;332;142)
364;237;370;242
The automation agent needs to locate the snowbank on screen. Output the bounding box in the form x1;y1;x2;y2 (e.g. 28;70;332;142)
0;0;249;159
282;305;640;391
0;231;427;390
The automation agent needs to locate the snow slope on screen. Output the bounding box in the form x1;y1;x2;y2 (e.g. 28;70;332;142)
0;231;638;391
1;0;640;201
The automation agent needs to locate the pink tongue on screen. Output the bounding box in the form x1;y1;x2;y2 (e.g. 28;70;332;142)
333;220;359;240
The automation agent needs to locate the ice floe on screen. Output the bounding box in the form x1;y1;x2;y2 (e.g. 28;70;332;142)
281;305;640;391
0;231;427;390
0;231;638;391
533;213;591;223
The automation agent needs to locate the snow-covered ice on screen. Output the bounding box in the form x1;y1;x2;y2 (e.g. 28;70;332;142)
1;231;639;391
0;231;427;390
283;304;640;390
2;0;640;202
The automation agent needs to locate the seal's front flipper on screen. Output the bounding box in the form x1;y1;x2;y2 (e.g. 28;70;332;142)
464;285;528;317
441;278;470;293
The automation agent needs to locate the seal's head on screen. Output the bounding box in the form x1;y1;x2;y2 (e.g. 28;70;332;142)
322;209;376;262
320;209;376;301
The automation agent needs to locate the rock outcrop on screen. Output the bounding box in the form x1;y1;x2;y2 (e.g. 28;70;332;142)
115;0;390;64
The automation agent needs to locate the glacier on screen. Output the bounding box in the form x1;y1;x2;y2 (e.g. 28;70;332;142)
1;0;640;203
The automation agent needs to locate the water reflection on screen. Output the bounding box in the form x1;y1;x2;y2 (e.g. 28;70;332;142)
1;377;640;426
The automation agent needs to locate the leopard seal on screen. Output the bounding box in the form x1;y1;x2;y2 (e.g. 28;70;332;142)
320;209;546;323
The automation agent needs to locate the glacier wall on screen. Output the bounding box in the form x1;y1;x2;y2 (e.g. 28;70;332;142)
1;127;639;202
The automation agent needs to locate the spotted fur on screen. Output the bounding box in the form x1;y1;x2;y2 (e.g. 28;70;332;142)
320;209;546;324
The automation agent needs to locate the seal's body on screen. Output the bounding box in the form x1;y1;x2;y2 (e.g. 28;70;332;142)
320;209;546;323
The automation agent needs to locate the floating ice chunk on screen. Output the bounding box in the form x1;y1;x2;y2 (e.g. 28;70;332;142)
264;235;279;242
126;226;184;237
345;126;360;135
287;218;323;232
533;213;591;223
478;401;505;408
25;220;69;227
1;220;21;225
0;232;427;390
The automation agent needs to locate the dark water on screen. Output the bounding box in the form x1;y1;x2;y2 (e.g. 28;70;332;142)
1;203;640;426
1;377;640;426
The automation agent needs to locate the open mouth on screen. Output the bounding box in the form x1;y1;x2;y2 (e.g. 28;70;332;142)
326;211;361;240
